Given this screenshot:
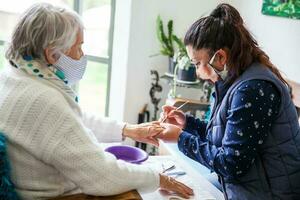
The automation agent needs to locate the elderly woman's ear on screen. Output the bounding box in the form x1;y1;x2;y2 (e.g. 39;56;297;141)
44;47;57;64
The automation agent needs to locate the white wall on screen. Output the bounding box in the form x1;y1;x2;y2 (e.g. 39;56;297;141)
110;0;300;123
227;0;300;82
110;0;216;123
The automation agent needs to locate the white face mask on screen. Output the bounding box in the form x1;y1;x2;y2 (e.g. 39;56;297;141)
208;51;228;81
53;54;87;85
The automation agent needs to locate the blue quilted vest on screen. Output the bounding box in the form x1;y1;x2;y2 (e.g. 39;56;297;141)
206;63;300;200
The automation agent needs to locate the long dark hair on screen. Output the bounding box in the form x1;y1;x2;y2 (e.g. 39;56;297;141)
184;3;288;86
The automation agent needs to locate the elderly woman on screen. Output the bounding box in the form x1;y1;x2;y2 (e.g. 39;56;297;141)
0;3;193;200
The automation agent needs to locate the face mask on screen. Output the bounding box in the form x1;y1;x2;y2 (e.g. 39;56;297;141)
53;54;87;85
208;51;228;81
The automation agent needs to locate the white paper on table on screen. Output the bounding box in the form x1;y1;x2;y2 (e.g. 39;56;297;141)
139;156;217;200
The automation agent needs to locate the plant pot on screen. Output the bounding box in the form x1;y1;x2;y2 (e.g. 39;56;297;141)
168;57;176;75
177;65;197;82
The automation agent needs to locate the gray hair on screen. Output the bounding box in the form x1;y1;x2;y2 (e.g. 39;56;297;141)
5;3;84;63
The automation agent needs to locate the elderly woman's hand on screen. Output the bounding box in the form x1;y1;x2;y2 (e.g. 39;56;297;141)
122;122;163;146
159;173;194;199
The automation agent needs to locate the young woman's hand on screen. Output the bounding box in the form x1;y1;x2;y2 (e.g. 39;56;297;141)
156;123;182;143
159;173;194;199
159;105;186;129
122;122;163;146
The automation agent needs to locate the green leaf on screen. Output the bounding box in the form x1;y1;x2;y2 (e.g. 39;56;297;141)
156;15;174;56
167;20;174;55
156;16;164;43
160;49;171;56
172;35;186;55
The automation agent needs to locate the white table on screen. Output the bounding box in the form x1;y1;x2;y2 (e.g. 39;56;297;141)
139;155;224;200
101;142;224;200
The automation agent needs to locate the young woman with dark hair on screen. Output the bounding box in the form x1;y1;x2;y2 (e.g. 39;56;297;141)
158;3;300;200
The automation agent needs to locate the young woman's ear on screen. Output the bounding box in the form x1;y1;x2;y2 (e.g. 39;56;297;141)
217;49;228;66
44;48;57;64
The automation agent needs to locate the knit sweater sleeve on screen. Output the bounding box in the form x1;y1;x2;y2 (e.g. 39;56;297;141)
81;113;124;143
39;90;159;196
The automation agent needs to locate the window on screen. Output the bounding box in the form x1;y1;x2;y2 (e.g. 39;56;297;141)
0;44;4;68
0;0;115;117
79;61;109;116
0;1;73;41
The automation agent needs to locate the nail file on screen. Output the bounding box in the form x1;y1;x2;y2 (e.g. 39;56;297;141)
165;171;186;176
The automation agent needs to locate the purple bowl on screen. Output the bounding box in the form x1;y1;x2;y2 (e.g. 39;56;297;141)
104;145;148;164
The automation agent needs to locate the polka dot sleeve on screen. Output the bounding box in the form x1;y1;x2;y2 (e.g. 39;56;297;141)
183;114;208;141
178;80;281;179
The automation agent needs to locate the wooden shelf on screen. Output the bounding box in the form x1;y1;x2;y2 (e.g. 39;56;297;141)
166;97;210;118
161;74;204;89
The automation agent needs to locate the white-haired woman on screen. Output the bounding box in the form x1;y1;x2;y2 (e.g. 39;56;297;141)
0;3;193;200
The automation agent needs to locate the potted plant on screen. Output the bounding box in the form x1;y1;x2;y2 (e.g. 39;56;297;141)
173;35;196;82
156;15;176;75
174;53;197;82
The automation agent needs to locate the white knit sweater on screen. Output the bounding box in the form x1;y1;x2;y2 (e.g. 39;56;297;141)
0;66;159;199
